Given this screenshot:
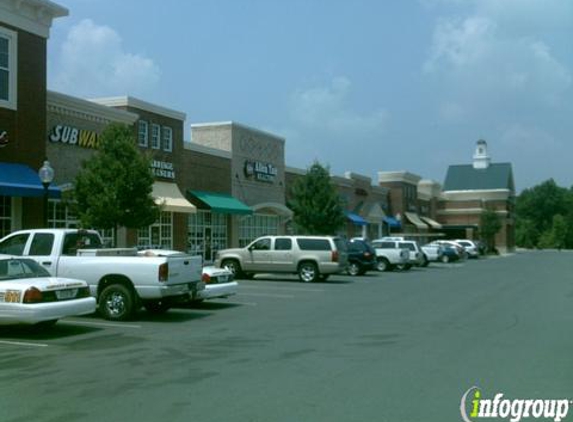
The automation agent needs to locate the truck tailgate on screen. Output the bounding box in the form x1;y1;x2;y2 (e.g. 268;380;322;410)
165;255;202;285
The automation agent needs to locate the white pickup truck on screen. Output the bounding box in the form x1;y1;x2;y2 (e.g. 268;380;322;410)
0;229;203;321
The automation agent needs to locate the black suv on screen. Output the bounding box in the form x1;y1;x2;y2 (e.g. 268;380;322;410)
346;239;377;276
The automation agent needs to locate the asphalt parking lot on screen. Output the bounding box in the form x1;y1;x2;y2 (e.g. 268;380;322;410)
1;251;572;422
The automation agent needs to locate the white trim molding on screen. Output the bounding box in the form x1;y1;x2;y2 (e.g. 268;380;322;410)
441;189;512;202
191;121;286;143
184;141;232;159
48;91;138;124
0;0;68;38
378;170;422;186
0;25;17;110
90;96;187;122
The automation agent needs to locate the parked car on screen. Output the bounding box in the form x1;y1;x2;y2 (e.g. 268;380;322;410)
430;240;468;260
0;229;204;321
214;236;348;283
0;255;96;328
369;239;409;272
453;239;480;258
439;245;462;263
197;266;238;302
420;243;444;265
371;239;422;270
346;239;377;276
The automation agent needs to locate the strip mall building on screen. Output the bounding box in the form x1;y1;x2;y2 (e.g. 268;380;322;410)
0;0;515;257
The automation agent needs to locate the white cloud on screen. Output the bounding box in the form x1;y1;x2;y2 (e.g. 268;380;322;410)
423;16;495;72
424;14;572;113
51;19;160;97
289;77;389;134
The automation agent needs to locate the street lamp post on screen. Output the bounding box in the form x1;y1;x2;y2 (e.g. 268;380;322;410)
38;160;54;228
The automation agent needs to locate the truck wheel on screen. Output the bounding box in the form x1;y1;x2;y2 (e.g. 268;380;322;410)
222;259;243;278
376;258;390;272
99;284;135;321
347;262;361;276
143;301;171;314
298;262;319;283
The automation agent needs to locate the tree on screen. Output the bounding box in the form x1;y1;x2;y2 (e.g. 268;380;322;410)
480;209;502;253
515;179;573;249
72;123;159;240
288;161;346;235
516;179;569;234
538;214;568;250
515;218;539;249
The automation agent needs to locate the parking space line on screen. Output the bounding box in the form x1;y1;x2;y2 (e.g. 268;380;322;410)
0;340;49;348
240;285;324;293
239;292;295;299
60;320;142;329
226;301;258;306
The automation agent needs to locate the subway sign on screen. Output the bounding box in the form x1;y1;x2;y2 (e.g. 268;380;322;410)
49;125;100;149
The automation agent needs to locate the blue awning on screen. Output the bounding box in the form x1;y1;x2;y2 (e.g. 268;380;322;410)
383;216;401;229
346;211;368;226
0;163;61;198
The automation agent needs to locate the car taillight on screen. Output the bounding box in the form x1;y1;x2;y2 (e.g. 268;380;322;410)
331;250;339;262
158;263;169;282
202;273;211;284
23;287;43;304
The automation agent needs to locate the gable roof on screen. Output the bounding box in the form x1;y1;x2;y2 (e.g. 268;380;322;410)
443;163;514;192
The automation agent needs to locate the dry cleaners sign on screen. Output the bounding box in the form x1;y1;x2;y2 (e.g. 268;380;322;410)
49;125;100;149
151;160;175;180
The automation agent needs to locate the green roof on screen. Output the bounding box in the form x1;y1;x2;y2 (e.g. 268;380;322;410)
443;163;514;192
189;191;253;215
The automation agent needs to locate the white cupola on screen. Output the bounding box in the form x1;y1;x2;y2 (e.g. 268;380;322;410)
473;139;491;169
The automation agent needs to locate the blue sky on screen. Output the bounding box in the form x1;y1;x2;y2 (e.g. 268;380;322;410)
47;0;573;191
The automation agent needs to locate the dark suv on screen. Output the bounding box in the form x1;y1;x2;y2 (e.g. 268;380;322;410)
346;239;377;276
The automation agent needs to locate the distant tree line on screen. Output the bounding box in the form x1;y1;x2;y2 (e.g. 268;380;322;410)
516;179;573;249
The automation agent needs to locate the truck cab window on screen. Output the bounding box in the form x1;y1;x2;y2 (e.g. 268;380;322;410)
29;233;55;256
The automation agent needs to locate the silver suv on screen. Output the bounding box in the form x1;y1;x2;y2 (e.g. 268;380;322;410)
214;236;349;283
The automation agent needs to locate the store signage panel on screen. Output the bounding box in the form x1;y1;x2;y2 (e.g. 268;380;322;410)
0;130;8;148
244;160;277;183
49;125;100;149
151;160;175;179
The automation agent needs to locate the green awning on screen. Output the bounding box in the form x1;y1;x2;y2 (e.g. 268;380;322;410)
189;190;253;215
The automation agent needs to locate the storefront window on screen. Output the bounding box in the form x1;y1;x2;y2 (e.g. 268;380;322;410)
187;210;227;262
0;195;11;238
0;27;17;109
47;199;114;246
239;213;279;247
138;120;148;147
138;211;173;249
151;124;160;150
162;126;173;152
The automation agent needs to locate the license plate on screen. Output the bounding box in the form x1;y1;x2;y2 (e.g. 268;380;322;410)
55;289;78;300
218;275;228;283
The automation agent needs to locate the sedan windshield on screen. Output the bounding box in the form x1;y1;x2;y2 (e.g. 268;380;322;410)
0;258;51;281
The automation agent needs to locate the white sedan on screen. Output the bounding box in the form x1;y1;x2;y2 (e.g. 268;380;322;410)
196;266;238;302
0;255;96;327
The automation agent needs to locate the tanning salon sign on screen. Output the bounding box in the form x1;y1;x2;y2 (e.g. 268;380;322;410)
244;160;278;183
